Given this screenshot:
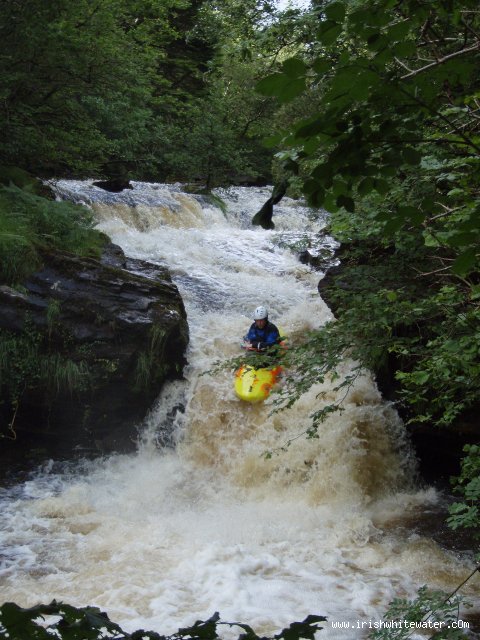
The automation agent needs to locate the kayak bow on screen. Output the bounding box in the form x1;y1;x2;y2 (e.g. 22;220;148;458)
234;363;282;403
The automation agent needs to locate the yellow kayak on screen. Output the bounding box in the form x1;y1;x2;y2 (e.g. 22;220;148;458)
234;363;282;403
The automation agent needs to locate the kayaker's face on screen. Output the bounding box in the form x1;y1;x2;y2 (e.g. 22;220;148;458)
255;318;267;329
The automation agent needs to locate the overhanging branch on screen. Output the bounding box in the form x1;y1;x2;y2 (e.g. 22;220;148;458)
401;41;480;79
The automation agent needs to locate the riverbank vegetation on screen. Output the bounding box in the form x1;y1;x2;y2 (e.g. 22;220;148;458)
0;180;106;285
0;170;108;434
251;0;480;548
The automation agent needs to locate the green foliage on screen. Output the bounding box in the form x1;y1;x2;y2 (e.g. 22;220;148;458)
206;193;228;214
0;184;107;435
264;238;480;433
250;0;480;540
39;354;91;397
256;58;307;103
0;323;92;411
0;165;50;196
394;294;480;426
1;0;140;174
153;97;253;188
268;328;355;434
134;324;169;393
0;185;106;285
0;0;282;185
369;586;469;639
257;0;480;276
46;299;62;337
0;325;42;408
0;602;326;640
0;324;93;440
0;601;127;640
448;445;480;543
0;0;230;180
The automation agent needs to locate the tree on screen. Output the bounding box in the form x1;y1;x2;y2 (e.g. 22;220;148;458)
0;0;217;178
253;0;480;537
257;0;480;275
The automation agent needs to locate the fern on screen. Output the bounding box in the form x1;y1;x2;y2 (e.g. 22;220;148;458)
0;185;106;285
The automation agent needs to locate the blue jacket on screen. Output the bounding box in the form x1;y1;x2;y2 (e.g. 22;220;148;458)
245;321;280;350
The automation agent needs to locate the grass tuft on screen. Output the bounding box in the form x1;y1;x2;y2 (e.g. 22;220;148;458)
0;184;106;285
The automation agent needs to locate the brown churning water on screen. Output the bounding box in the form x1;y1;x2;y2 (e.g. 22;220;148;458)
0;181;477;638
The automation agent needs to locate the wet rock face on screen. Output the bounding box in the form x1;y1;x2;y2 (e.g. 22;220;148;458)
0;244;188;457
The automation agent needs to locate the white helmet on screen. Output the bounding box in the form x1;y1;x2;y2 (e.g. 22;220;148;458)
253;305;268;320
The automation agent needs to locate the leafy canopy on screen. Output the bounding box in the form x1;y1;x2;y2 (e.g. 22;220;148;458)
258;0;480;276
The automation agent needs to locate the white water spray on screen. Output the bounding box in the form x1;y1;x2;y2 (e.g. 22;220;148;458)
0;181;476;638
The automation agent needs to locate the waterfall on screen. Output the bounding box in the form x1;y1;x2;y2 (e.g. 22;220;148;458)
0;180;474;637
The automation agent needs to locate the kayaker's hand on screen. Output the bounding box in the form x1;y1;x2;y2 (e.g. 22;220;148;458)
242;341;252;349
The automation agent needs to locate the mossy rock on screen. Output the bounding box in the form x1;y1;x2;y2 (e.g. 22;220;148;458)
0;165;55;199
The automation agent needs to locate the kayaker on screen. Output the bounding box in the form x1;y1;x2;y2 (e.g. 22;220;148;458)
243;306;281;351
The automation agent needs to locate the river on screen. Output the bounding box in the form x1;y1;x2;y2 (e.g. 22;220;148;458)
0;182;477;638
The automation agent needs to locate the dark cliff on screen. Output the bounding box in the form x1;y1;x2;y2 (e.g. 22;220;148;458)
0;243;188;460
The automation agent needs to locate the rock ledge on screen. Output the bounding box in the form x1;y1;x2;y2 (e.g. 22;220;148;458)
0;244;188;457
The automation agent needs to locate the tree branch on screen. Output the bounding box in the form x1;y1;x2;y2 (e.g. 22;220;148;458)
395;84;480;154
394;57;413;73
401;41;480;79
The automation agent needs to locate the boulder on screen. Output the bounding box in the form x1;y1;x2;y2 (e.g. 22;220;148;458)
298;248;336;272
92;178;133;192
0;244;188;457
